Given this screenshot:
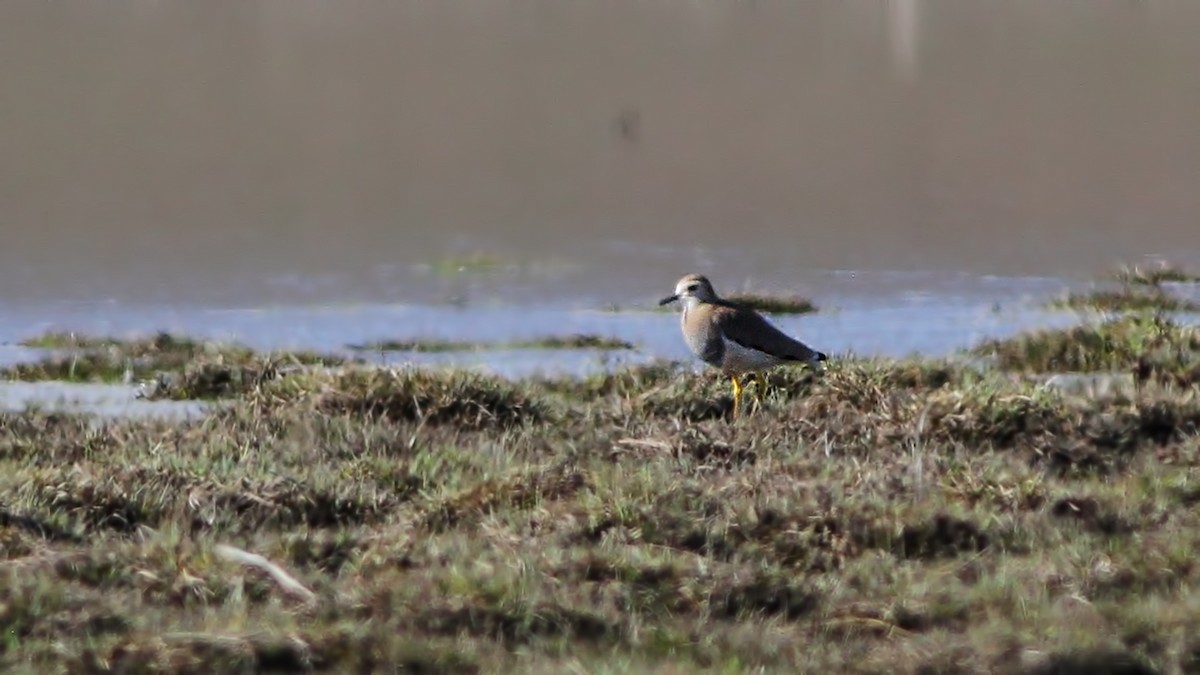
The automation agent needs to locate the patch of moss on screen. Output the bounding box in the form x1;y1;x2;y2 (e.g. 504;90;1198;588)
972;313;1200;374
349;334;634;353
18;331;241;356
1048;288;1199;313
4;331;346;391
261;367;550;429
1113;261;1200;287
3;352;140;384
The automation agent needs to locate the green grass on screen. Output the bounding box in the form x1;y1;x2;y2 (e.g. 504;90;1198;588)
972;313;1200;379
19;332;139;350
349;334;635;353
18;330;239;353
2;348;1200;671
4;331;348;398
1047;287;1200;313
1044;258;1200;315
1112;262;1200;287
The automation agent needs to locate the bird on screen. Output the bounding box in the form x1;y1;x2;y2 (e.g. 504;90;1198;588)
659;273;828;417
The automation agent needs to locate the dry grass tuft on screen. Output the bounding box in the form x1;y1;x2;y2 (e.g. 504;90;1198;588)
261;367;551;429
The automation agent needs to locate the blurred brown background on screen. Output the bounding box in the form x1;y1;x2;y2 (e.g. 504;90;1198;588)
2;1;1198;304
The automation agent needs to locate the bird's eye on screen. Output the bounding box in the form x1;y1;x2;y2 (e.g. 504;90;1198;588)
686;284;699;292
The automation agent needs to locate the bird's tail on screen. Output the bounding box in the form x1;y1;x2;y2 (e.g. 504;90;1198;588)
800;350;830;376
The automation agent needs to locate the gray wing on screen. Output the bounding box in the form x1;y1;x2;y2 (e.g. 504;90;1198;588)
714;305;825;362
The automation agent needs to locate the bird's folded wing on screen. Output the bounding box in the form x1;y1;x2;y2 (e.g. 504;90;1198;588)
714;306;819;362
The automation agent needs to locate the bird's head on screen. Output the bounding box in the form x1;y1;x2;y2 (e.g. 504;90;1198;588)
659;273;717;309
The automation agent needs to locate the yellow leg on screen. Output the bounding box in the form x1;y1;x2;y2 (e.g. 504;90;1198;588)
730;375;742;418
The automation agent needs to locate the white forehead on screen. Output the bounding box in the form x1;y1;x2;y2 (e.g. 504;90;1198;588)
676;276;709;294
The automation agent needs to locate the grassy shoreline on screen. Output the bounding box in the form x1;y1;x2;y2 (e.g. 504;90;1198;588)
3;283;1200;673
0;315;1198;672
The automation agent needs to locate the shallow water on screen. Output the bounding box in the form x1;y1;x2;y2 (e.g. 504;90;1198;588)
0;285;1077;367
0;294;1061;418
0;380;212;421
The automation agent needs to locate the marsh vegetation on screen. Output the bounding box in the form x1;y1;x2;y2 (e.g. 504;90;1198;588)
1046;262;1200;313
1111;262;1200;288
349;334;635;353
1047;288;1199;313
2;271;1199;673
4;332;346;396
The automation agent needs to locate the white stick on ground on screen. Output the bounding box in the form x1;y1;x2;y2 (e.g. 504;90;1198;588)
214;543;317;604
